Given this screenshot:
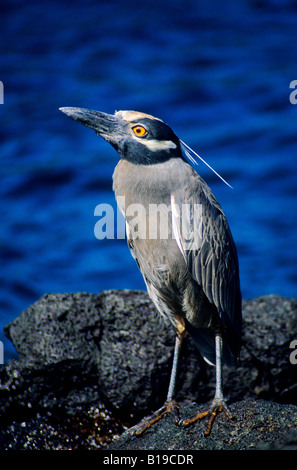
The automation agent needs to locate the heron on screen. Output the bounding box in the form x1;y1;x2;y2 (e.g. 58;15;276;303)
60;107;242;435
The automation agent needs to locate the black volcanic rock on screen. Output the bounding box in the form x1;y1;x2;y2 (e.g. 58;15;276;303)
0;291;297;450
109;399;297;451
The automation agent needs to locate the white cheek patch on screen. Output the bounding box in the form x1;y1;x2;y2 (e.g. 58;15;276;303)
139;139;177;152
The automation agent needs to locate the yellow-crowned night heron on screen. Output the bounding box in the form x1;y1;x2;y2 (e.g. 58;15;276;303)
60;107;242;435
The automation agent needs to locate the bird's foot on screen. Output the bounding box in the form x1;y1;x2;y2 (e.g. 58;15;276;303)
182;398;233;436
129;400;180;436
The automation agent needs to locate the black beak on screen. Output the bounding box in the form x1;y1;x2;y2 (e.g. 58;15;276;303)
59;107;118;138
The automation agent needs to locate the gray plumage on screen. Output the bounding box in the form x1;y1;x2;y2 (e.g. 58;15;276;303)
113;157;241;366
60;106;242;435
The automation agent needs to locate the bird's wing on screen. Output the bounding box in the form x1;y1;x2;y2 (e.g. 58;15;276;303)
171;170;241;350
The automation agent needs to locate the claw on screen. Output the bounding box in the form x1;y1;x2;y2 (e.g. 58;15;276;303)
128;400;180;436
182;399;233;436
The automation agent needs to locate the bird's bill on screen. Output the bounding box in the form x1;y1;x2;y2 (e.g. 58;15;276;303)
59;107;118;137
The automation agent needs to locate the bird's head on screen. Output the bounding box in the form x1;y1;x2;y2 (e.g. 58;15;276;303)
59;107;183;165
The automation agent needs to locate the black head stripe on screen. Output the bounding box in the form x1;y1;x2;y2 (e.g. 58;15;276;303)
132;118;180;145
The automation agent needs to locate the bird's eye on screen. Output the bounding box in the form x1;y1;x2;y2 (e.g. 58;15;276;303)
132;125;147;137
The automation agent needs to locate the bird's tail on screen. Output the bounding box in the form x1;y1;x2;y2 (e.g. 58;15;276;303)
185;322;238;367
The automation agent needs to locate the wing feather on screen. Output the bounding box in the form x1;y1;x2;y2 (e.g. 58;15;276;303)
171;168;242;359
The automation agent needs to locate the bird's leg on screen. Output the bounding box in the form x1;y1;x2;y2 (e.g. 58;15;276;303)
182;334;233;436
129;320;185;436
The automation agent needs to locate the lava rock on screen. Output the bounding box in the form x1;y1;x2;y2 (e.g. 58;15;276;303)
1;291;176;422
0;290;297;450
108;399;297;450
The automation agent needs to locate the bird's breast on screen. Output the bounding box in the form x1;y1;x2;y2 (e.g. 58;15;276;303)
112;158;222;330
113;158;183;206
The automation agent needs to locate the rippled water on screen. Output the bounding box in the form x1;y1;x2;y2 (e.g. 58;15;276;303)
1;0;297;360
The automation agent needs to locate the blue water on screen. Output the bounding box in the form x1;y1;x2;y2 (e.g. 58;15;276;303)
1;0;297;360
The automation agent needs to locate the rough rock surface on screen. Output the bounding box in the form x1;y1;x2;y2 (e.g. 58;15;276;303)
0;290;297;450
109;399;297;450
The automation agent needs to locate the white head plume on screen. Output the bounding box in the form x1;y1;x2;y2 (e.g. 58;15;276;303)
180;140;233;189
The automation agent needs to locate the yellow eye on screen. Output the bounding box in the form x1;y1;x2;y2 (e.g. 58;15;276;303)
132;125;147;137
